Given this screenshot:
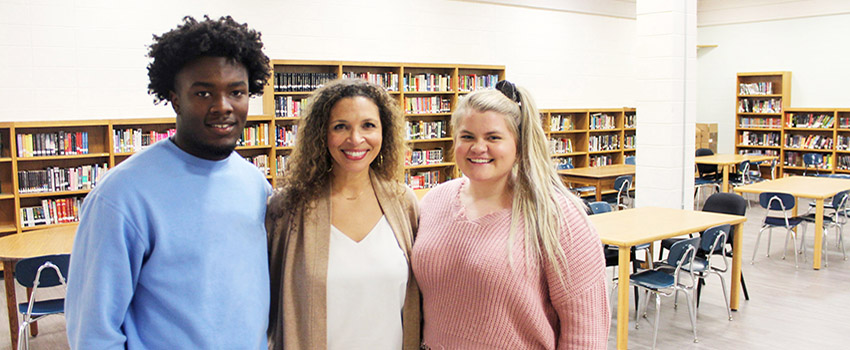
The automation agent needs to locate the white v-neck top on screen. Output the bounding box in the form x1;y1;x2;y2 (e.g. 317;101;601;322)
327;216;408;350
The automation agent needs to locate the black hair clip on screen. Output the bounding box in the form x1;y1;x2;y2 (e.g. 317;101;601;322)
495;80;521;104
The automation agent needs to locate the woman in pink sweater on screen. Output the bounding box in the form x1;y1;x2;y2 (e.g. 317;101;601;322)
412;80;610;349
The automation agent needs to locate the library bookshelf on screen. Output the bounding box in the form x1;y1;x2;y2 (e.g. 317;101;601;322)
0;117;275;236
262;60;506;197
734;71;850;176
540;107;636;198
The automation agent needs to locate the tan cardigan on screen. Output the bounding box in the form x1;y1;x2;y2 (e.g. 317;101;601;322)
266;172;421;350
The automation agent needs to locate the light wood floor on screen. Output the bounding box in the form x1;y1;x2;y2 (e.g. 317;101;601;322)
0;197;849;349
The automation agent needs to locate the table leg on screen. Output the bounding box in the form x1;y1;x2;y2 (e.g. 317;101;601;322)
3;260;19;349
721;164;730;192
595;179;603;202
813;199;824;269
730;223;743;310
616;246;630;350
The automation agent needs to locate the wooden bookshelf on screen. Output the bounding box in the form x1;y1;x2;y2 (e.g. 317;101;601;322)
734;72;790;177
263;60;506;190
540;108;636;171
0;117;275;236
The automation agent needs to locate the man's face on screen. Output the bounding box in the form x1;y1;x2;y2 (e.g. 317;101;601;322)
169;56;249;160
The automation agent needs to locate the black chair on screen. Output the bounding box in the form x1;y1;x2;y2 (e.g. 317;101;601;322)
15;254;70;350
695;148;721;208
659;192;751;302
802;153;825;176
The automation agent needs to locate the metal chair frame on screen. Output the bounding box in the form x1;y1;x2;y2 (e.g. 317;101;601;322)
630;237;701;349
751;192;804;268
613;175;633;210
799;190;849;267
14;254;70;350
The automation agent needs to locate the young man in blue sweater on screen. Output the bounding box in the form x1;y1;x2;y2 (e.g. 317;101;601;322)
66;16;272;349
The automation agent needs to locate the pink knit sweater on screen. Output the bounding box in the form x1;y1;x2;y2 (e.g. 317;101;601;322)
412;178;610;349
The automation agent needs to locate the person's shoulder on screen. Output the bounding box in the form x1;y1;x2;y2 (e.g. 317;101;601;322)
419;178;463;208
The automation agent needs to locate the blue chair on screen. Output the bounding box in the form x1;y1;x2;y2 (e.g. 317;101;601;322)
590;201;647;315
613;175;633;210
631;237;701;348
695;148;721;209
803;153;825;176
685;224;733;321
14;254;70;350
799;190;849;267
625;156;636;165
562;163;596;196
752;192;805;268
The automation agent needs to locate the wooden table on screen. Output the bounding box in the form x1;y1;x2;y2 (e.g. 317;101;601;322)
0;225;76;349
590;207;747;350
733;176;850;269
695;154;777;192
558;164;635;202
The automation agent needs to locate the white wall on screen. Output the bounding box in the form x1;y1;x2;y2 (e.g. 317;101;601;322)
697;12;850;153
0;0;636;121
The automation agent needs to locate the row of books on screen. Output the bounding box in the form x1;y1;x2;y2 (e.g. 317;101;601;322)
624;114;636;128
114;128;175;153
737;149;779;156
273;72;336;92
405;170;441;190
738;98;782;113
275;154;290;177
837;155;850;170
276;125;298;147
237;123;270;147
588;135;620;152
406;120;447;140
404;73;452;92
16;131;89;157
552;157;574;170
839;117;850;129
739;117;782;129
457;74;499;92
550;115;574;131
739;82;774;95
274;96;310;118
787;113;834;129
837;135;850;150
405;148;443;167
624;135;635;149
785;134;833;150
589;155;613;167
550;138;574;154
589;113;617;130
739;131;781;147
784;152;832;169
404;96;451;114
18;164;108;194
245;154;269;176
20;196;83;227
342;72;399;91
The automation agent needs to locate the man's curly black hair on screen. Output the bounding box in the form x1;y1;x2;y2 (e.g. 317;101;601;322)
147;15;271;105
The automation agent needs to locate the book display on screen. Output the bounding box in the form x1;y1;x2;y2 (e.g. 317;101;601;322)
734;72;850;176
0;117;277;236
262;60;505;193
540;108;635;171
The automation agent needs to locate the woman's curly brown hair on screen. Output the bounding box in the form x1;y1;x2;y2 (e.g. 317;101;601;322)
269;79;406;216
147;15;270;104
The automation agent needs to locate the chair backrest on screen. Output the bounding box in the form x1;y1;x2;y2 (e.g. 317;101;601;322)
700;224;730;252
695;148;717;177
703;192;747;216
614;175;632;193
15;254;70;288
625;156;636;165
803;153;824;175
832;190;850;210
588;201;613;215
759;192;796;211
667;236;701;267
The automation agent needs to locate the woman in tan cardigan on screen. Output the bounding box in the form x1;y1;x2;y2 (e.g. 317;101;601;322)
266;79;420;350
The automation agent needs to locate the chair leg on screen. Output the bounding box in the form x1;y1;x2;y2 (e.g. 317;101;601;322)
752;227;768;264
766;228;773;257
684;289;699;343
715;271;733;321
741;272;750;300
652;293;662;350
800;223;808;262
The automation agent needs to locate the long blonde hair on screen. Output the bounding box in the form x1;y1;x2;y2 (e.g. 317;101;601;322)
451;83;588;280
